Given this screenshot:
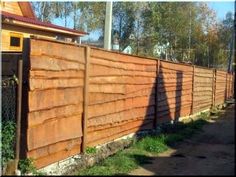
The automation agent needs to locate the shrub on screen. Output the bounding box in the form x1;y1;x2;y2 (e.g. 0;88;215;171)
1;121;16;168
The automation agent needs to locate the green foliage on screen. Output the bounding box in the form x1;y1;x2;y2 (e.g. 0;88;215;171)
198;112;209;120
18;158;46;175
135;136;168;153
32;2;233;69
162;134;185;146
78;151;138;176
86;147;97;154
1;121;16;167
18;158;37;175
31;1;234;69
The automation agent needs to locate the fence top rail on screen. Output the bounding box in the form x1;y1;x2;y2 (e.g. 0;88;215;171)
195;65;215;71
30;35;87;49
29;35;234;73
215;69;228;74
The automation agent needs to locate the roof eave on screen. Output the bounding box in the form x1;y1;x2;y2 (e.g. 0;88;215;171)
3;18;88;37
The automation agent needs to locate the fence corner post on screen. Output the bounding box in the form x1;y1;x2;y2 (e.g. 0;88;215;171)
82;46;90;153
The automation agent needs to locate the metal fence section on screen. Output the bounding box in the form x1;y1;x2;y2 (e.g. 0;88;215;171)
2;76;17;122
1;53;22;175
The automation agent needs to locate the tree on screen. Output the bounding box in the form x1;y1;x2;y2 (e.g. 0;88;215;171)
31;2;233;69
32;2;53;22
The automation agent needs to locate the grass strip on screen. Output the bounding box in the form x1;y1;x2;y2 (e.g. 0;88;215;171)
77;115;210;176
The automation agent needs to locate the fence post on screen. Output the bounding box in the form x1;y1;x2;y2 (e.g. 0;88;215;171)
14;59;23;172
191;65;195;115
154;59;160;129
225;72;228;101
233;73;235;98
212;69;216;107
82;46;90;153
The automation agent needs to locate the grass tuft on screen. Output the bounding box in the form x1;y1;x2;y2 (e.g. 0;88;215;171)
135;136;168;153
85;147;97;154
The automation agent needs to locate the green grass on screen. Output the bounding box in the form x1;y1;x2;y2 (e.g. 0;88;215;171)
78;151;139;176
85;147;97;154
77;118;209;176
134;136;168;153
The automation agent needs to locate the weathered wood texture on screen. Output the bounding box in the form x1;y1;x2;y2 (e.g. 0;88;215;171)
26;38;234;169
214;70;227;106
27;39;85;168
226;73;234;99
87;48;157;146
193;67;214;113
0;2;23;16
156;61;193;123
232;73;235;97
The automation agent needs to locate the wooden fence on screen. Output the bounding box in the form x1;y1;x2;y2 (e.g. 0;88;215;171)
22;38;235;169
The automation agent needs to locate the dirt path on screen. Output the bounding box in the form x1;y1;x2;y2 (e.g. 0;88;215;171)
129;104;235;176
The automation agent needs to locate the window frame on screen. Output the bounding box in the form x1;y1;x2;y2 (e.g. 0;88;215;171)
9;32;23;51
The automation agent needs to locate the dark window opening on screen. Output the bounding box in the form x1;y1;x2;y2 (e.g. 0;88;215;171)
10;37;21;47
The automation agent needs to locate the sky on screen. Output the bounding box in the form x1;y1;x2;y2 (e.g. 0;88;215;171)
53;1;235;41
207;1;235;21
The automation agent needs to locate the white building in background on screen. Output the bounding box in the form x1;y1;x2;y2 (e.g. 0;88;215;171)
123;45;132;54
153;42;169;59
112;38;119;51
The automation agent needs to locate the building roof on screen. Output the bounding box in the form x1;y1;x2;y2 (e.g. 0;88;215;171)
2;11;88;37
18;2;36;19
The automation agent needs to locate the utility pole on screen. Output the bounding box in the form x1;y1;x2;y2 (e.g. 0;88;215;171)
227;29;234;72
104;1;113;50
188;7;191;62
136;19;140;55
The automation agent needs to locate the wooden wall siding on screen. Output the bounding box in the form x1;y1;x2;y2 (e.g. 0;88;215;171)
230;74;232;97
87;48;157;146
0;2;23;16
226;73;231;99
27;39;85;168
227;73;234;99
157;61;193;123
229;73;234;98
214;70;227;106
226;74;229;99
193;67;214;113
232;74;235;97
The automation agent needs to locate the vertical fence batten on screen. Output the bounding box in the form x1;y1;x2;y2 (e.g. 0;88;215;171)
82;46;90;153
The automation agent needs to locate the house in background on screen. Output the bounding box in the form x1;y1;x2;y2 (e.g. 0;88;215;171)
1;2;88;52
153;42;169;59
122;45;132;54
